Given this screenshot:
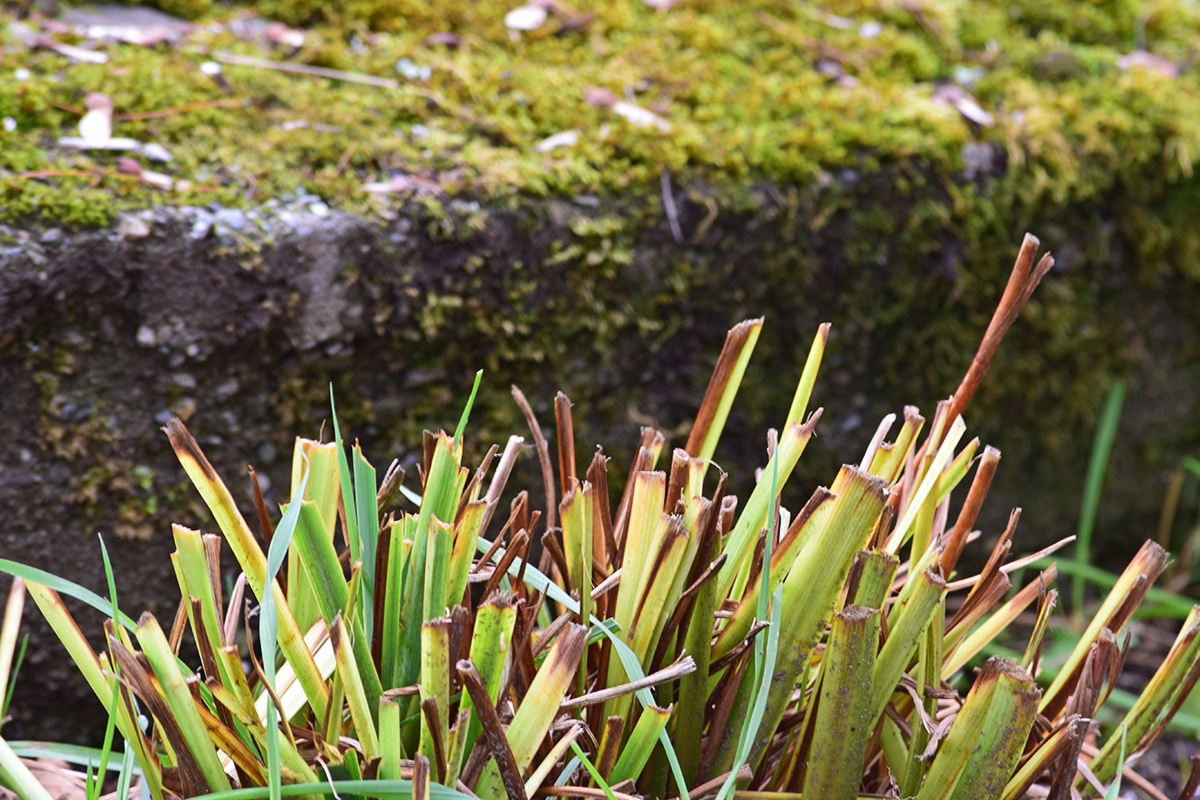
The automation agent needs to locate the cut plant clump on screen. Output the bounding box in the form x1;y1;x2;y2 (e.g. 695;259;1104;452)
3;233;1198;800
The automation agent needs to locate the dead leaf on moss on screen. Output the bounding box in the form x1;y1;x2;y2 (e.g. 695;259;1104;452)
61;3;192;47
227;16;305;52
363;173;445;196
535;130;580;152
932;84;994;127
505;4;549;32
79;93;113;145
8;21;108;63
584;87;671;133
264;22;306;50
1117;51;1179;77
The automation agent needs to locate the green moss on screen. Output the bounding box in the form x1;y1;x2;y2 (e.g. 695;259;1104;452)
0;0;1194;233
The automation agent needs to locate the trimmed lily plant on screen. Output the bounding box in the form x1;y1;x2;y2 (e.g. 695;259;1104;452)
3;234;1199;800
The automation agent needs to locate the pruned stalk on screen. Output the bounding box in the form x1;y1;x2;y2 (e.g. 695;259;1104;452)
378;692;404;780
712;488;833;659
458;660;528;800
381;514;416;688
420;618;451;777
801;605;880;798
870;569;947;726
447;500;486;611
1085;607;1200;788
605;470;667;719
939;445;1001;576
715;465;887;772
287;438;342;634
870;406;925;485
171;527;239;694
1000;715;1085;800
935;438;980;507
916;658;1040;800
506;624;587;772
1040;541;1168;718
946;233;1054;424
608;705;672;786
885;416;967;555
901;599;946;798
393;432;464;691
425;517;455;621
453;594;517;779
605;516;689;728
675;498;729;786
943;565;1057;676
614;471;667;630
292;501;381;720
846;549;900;610
561;479;595;629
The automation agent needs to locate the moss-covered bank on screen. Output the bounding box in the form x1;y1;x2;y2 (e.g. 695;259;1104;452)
2;0;1199;242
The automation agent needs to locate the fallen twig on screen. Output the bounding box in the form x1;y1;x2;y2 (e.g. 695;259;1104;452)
212;50;400;88
54;99;245;121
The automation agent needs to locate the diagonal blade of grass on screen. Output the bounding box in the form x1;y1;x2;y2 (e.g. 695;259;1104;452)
21;582;163;799
0;734;55;800
331;613;379;761
292;501;381;720
130;614;232;793
164;419;329;723
684;318;763;462
715;418;819;603
0;561;136;631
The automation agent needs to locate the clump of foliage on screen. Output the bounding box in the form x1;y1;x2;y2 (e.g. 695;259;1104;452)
3;235;1200;800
